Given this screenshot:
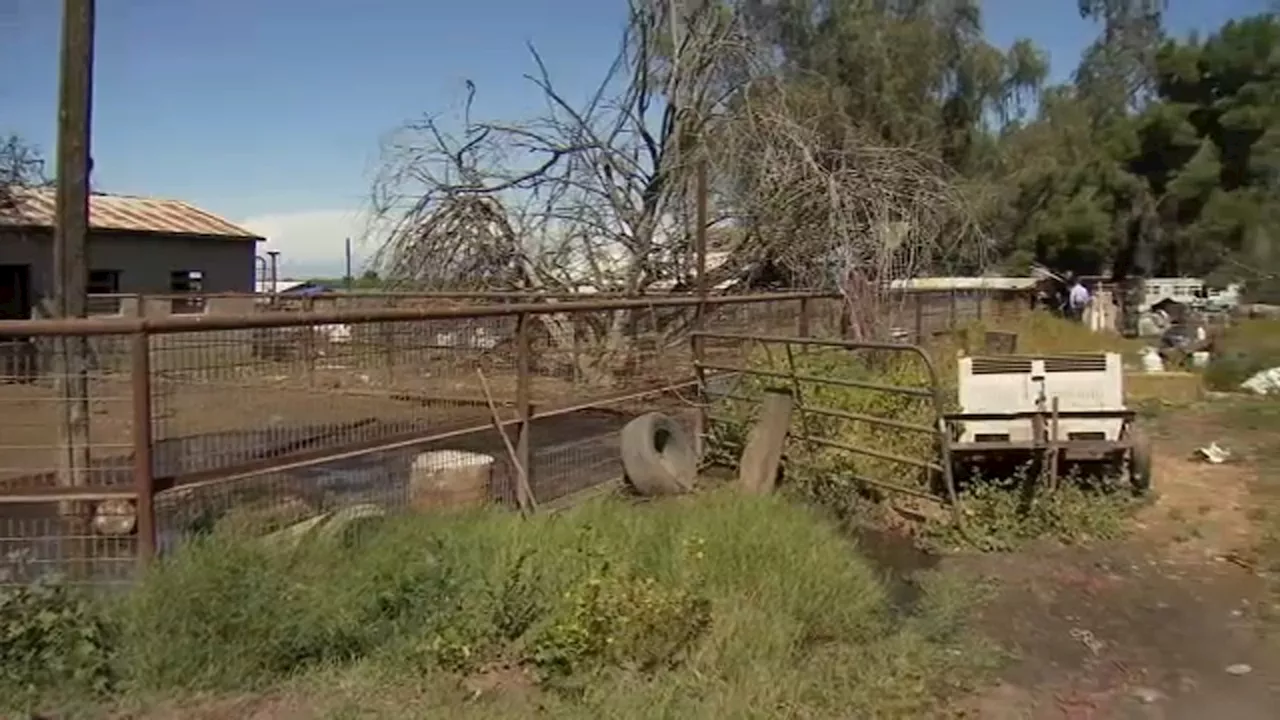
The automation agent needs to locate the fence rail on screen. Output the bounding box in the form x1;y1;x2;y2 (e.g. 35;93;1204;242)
0;288;1028;586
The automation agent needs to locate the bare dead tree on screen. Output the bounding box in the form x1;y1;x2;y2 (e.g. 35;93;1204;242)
369;1;749;291
368;1;985;380
710;76;989;339
0;134;48;212
368;0;756;384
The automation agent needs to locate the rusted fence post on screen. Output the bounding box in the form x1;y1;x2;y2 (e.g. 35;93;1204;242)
949;288;958;330
382;297;396;385
693;162;710;461
913;294;925;343
514;311;534;508
130;328;156;566
691;314;708;460
797;297;810;338
302;295;317;387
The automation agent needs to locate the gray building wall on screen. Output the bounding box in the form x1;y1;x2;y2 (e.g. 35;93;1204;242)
0;229;258;302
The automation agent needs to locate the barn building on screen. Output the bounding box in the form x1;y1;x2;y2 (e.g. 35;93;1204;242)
0;188;263;320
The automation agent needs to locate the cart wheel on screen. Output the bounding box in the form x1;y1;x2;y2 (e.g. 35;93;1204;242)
1128;431;1154;495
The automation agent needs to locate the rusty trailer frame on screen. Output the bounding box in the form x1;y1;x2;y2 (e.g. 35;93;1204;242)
943;406;1145;491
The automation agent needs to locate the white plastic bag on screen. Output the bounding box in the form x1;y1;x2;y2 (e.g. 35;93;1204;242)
1241;366;1280;395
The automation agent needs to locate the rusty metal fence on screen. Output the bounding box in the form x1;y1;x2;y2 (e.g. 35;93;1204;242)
0;288;1023;586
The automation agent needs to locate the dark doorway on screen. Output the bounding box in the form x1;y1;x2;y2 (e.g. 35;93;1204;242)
0;264;32;320
0;264;36;381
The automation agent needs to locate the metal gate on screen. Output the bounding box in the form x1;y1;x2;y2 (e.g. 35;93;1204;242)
691;332;961;525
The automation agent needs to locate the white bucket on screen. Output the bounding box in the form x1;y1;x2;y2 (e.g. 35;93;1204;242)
409;450;495;511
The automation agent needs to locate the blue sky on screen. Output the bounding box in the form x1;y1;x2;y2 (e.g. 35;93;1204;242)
0;0;1271;277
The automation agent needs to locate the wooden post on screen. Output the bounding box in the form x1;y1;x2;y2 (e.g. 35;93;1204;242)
302;294;316;386
738;389;793;496
913;294;924;344
131;329;155;566
693;160;709;461
514;312;534;508
51;0;96;579
382;297;395;385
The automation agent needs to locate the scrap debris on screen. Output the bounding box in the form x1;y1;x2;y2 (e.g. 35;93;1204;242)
1240;366;1280;395
1195;442;1232;464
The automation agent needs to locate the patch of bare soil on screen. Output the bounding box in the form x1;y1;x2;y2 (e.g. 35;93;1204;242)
951;402;1280;719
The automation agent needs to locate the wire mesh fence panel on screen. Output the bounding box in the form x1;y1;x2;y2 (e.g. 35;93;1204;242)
0;289;1034;588
0;511;138;587
146;314;523;481
0;333;136;492
528;390;700;506
0;330;141;586
152;424;528;554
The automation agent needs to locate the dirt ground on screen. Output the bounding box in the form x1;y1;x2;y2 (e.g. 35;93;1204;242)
952;398;1280;719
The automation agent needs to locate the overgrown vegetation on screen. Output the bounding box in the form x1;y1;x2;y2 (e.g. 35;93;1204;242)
0;580;116;708
0;492;999;718
923;471;1139;552
1205;318;1280;390
707;341;944;517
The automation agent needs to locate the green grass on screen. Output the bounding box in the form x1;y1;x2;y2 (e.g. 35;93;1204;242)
1205;318;1280;391
971;311;1144;357
1;491;1000;719
1216;399;1280;638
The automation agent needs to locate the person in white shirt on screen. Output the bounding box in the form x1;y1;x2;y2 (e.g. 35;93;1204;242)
1066;273;1091;322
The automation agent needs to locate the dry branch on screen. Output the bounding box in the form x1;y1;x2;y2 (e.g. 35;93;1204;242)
366;0;988;368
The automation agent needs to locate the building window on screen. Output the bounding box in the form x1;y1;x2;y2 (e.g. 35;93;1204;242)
87;269;122;315
170;270;205;314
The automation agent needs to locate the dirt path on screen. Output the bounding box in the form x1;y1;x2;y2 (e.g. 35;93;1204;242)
955;399;1279;719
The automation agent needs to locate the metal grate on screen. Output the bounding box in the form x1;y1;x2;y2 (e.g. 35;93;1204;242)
970;356;1034;375
1044;354;1108;373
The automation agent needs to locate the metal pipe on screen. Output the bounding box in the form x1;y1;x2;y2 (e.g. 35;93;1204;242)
0;291;835;337
695;361;935;398
514;311;534;510
130;329;155;564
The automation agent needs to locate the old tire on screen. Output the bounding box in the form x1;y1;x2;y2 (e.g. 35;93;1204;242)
619;412;697;496
1129;432;1154;496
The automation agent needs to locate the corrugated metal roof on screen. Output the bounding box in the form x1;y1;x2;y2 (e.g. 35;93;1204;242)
0;187;262;241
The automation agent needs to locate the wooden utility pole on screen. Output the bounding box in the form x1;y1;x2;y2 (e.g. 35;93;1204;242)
52;0;95;542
